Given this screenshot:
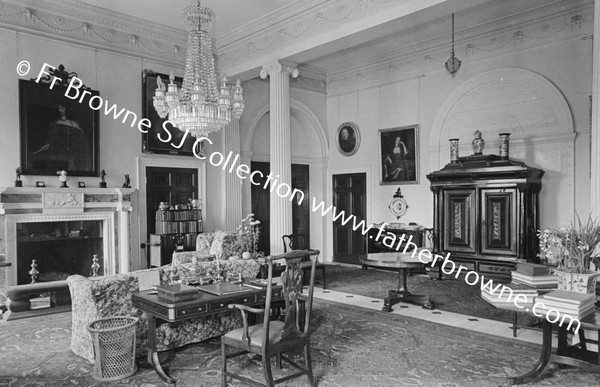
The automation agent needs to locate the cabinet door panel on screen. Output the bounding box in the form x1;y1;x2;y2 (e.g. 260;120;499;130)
480;188;517;255
443;190;476;253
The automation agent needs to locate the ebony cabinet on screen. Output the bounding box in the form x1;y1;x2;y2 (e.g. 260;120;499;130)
427;155;543;278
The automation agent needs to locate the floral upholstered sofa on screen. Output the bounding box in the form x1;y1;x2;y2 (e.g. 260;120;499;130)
171;230;242;265
67;259;260;363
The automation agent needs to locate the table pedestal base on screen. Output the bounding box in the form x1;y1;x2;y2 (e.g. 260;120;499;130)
383;290;434;312
382;267;434;312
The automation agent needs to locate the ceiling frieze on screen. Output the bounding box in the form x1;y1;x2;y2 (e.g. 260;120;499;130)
218;0;446;77
0;0;186;66
326;3;592;96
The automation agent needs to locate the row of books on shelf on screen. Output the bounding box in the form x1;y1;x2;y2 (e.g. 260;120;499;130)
156;209;202;222
155;220;203;234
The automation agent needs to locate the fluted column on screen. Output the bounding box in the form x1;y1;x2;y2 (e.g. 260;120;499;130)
223;117;243;230
260;61;299;254
592;0;600;218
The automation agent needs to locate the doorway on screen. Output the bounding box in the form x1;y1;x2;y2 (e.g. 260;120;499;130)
332;173;367;264
145;167;198;237
251;162;310;256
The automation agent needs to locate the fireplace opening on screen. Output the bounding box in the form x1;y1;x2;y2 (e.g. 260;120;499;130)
16;220;104;284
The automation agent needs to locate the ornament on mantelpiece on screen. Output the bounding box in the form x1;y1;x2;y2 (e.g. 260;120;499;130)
57;170;69;188
99;169;107;188
471;130;485;155
122;174;131;188
15;167;22;187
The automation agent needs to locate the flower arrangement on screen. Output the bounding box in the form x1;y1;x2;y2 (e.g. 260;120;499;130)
236;213;261;255
538;213;600;274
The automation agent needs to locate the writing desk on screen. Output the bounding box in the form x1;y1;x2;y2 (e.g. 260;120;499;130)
132;283;283;385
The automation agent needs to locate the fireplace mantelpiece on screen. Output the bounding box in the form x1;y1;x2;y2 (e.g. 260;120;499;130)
0;187;135;289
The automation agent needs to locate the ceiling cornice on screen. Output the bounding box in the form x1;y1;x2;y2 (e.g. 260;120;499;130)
218;0;448;77
326;0;592;95
0;0;186;66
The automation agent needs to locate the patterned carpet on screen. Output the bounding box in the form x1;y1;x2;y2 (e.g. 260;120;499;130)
324;264;540;325
1;299;598;386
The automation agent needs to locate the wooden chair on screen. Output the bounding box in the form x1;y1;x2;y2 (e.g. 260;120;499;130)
282;234;326;289
221;250;319;387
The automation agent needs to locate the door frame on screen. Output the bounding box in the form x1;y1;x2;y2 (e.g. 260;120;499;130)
136;156;206;269
326;166;373;263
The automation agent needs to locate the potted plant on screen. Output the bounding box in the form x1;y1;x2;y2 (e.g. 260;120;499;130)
236;214;261;259
538;214;600;294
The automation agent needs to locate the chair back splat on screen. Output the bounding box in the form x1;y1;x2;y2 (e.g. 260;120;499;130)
221;249;319;387
281;234;306;253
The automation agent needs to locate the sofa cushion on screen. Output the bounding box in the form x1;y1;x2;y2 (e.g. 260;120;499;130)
210;230;240;260
196;233;214;254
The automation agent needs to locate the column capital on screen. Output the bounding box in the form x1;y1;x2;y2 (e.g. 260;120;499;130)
260;60;299;79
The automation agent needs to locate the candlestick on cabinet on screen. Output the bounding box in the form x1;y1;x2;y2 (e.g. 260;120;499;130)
91;254;100;277
29;259;39;284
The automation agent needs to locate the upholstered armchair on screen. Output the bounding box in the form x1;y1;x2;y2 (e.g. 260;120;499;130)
67;259;260;363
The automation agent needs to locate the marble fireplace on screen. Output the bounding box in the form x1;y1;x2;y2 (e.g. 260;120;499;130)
0;187;134;289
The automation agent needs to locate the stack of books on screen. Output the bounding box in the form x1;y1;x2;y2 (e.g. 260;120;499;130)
511;262;558;289
481;282;538;308
534;290;597;319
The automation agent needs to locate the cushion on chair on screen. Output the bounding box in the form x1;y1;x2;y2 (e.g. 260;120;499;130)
223;320;285;348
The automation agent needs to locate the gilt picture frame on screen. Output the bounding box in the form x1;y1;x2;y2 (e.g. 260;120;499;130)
335;122;360;156
142;69;198;156
19;79;99;176
378;125;419;185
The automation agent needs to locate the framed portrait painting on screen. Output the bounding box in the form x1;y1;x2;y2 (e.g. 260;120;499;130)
142;69;197;156
335;122;360;156
378;125;419;185
19;79;99;176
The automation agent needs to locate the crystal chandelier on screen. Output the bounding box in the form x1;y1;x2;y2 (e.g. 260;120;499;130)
445;13;461;77
152;1;244;138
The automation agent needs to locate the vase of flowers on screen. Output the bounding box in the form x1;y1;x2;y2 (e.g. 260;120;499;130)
538;213;600;294
236;213;261;258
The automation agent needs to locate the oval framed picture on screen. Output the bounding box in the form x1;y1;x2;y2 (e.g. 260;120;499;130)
336;122;360;156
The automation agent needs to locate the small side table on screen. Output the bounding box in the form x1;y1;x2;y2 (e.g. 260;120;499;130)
360;252;434;311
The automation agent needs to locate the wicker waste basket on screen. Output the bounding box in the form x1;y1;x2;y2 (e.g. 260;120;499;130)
87;316;139;381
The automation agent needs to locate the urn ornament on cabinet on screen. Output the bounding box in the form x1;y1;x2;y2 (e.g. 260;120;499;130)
499;133;511;159
471;130;485;155
449;139;460;163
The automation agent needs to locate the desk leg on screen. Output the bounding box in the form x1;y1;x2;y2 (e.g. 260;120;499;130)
382;269;434;312
147;315;176;385
508;319;552;385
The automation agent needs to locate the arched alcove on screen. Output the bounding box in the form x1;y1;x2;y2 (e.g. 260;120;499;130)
429;67;576;228
241;98;329;257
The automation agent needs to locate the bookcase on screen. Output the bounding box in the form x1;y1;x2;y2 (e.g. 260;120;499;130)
150;208;203;267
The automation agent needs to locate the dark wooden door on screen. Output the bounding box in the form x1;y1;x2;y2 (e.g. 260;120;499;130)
251;162;310;256
443;189;477;254
332;173;366;264
480;188;517;256
146;167;198;237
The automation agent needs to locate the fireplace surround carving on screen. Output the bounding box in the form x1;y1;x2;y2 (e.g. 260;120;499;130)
0;187;135;290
